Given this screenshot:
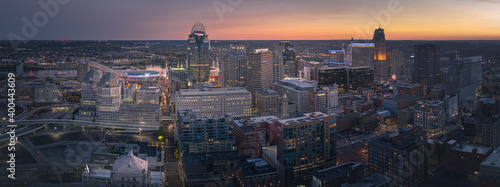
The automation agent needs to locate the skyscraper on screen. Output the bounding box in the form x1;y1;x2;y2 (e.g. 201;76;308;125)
373;27;388;82
412;43;441;88
187;22;210;85
279;41;297;78
248;48;274;108
387;49;404;78
77;61;90;82
228;45;248;87
346;42;374;68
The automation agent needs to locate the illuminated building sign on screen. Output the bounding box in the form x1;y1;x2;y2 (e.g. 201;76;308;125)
351;43;375;47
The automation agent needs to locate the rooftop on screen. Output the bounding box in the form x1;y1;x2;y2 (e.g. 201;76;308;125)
278;112;329;126
177;87;251;96
450;141;491;155
341;174;392;187
314;162;363;181
481;147;500;168
256;89;279;96
182;151;239;168
384;95;421;102
240;158;276;177
248;116;281;124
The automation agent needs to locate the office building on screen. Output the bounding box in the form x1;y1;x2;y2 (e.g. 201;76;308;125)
256;89;280;117
96;72;122;117
235;158;278;187
348;66;374;92
248;48;274;107
412;44;441;88
176;109;235;153
448;58;472;95
34;84;60;103
228;45;249;87
280;41;297;77
414;100;445;136
346;42;375;68
373;27;388;82
398;106;414;127
278;112;337;187
187;22;210;85
317;67;348;92
329;50;345;63
136;86;160;105
77;61;90;82
388;49;404;77
368;127;427;187
273;79;315;113
175;87;252;118
482;115;500;148
77;72;160;127
445;141;492;176
167;67;188;92
480;147;500;187
397;83;424;97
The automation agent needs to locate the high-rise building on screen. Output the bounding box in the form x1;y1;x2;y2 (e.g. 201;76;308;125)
176;109;235;153
77;61;90;82
447;58;472;95
347;66;374;92
272;50;284;83
228;45;248;87
174;87;252;118
167;67;188;92
256;89;280;117
346;42;375;68
373;28;388;82
368;126;427;187
248;48;274;108
96;72;122;122
278;112;337;187
317;67;348;92
80;70;100;107
279;41;297;78
273;80;315;113
412;44;441;88
388;49;404;78
187;22;210;85
414;100;445;136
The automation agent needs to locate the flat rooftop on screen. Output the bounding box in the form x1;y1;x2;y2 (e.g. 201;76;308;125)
249;116;280;124
481;147;500;168
278;112;329;126
177;87;251;96
240;158;276;177
314;162;362;181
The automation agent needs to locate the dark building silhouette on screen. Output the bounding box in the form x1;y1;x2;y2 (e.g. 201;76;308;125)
412;44;441;89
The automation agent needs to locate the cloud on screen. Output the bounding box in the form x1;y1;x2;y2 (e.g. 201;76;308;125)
475;0;500;4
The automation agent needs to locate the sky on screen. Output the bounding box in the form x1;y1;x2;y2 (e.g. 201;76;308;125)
1;0;500;40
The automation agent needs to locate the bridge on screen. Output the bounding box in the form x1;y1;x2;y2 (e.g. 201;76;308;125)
88;62;122;78
1;119;159;131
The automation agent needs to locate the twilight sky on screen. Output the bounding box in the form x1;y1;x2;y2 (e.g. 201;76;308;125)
1;0;500;40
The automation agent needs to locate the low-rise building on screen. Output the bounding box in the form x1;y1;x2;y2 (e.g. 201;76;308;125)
235;158;278;187
479;147;500;187
312;162;364;187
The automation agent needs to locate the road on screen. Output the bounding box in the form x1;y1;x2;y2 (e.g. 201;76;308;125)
162;124;182;187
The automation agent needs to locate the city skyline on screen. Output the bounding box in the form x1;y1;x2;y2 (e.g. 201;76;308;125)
1;0;500;41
